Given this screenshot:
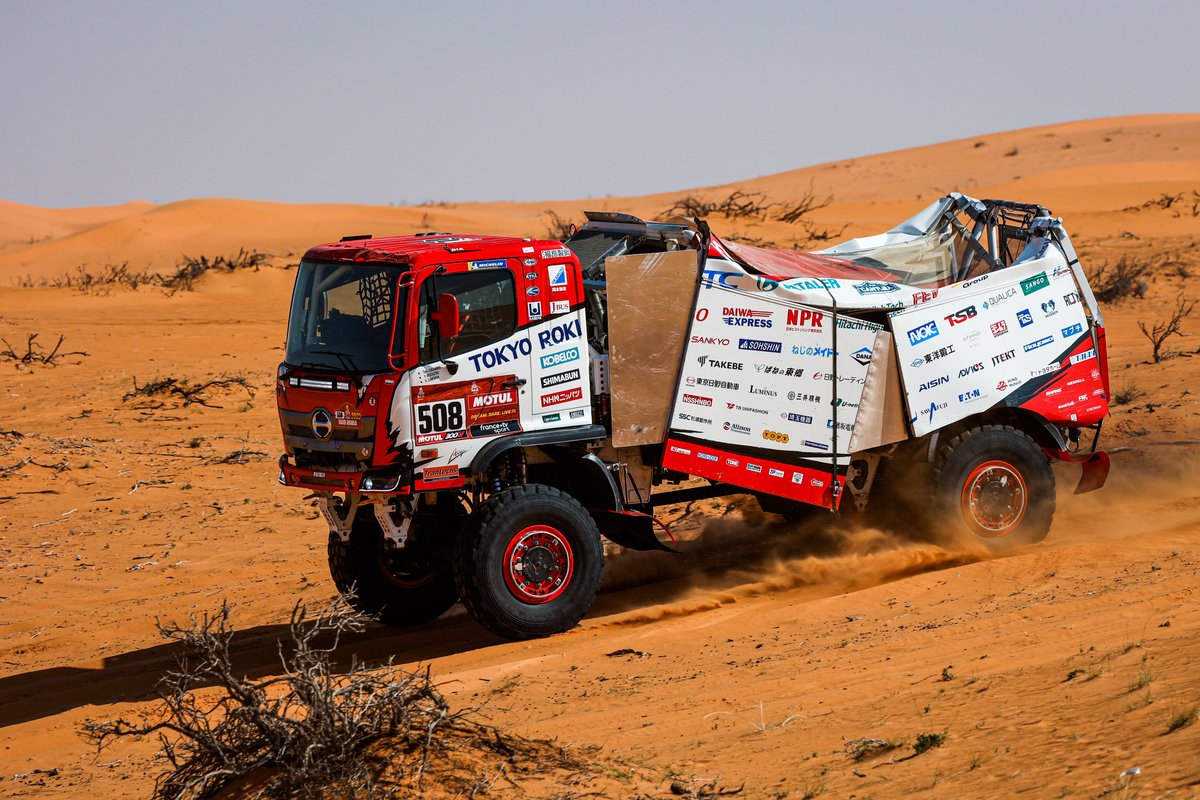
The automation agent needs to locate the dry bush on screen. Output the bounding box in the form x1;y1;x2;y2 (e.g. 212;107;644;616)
0;333;88;366
774;183;832;224
85;598;580;800
665;190;774;221
41;249;269;294
542;209;577;241
1088;257;1151;302
1138;297;1196;363
124;376;254;409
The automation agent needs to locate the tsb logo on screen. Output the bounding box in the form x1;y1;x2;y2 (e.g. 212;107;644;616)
944;305;978;327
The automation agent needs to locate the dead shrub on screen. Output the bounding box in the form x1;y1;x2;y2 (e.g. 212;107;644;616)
1088;257;1150;302
124;376;254;409
542;209;577;241
1138;297;1196;363
84;598;579;800
0;333;88;367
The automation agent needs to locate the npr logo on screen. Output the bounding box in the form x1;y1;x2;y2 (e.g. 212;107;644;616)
786;309;824;328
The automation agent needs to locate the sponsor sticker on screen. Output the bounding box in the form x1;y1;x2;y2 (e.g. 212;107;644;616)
1017;309;1034;327
1061;322;1083;338
549;300;570;314
541;368;581;388
549;263;569;290
907;320;939;346
541;387;583;407
853;281;899;294
539;346;579;369
469;258;506;270
528;301;543;319
422;465;460;482
1024;336;1054;352
991;320;1009;336
682;393;713;407
850;347;873;366
541;247;571;259
541;413;561;423
738;338;782;353
1069;348;1097;365
1021;272;1049;295
768;467;785;478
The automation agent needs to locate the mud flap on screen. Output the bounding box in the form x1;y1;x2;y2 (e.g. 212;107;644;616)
593;509;679;553
1045;448;1110;495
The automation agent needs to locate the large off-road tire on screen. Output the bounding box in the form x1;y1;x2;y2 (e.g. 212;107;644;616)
932;424;1055;551
453;484;604;640
328;497;465;626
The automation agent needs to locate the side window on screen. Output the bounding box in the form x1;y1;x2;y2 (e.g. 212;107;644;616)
418;270;517;363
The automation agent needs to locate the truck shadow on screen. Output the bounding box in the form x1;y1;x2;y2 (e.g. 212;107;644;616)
0;513;957;730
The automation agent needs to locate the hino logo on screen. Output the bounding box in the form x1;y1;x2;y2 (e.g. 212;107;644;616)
311;409;333;440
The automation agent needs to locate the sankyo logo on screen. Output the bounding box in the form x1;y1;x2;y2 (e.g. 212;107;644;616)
1021;272;1049;295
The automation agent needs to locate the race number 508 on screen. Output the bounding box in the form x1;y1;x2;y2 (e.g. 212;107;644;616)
415;400;465;434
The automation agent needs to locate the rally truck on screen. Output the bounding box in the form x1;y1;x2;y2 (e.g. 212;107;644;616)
276;193;1111;639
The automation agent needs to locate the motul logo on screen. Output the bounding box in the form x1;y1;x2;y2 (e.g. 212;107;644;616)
469;391;514;408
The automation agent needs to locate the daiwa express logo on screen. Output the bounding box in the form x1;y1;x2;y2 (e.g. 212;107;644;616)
722;307;772;327
540;346;579;369
907;320;939;346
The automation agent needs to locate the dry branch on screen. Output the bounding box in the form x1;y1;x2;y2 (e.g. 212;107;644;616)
1138;297;1196;363
83;598;581;800
0;333;88;366
124;376;254;409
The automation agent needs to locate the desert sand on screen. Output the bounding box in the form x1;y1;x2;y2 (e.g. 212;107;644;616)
0;114;1198;798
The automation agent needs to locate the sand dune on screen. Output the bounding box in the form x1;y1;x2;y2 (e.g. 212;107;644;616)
2;113;1197;283
0;114;1198;798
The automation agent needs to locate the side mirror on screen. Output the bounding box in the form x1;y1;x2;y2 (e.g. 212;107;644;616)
436;293;460;339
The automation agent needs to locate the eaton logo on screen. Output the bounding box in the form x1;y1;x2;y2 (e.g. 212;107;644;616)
1017;309;1034;327
906;320;939;346
1061;323;1083;338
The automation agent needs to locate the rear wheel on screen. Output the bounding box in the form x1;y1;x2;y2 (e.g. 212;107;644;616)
328;496;465;626
932;425;1054;550
454;484;604;640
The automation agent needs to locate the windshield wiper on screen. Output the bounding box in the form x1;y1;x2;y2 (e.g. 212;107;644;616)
319;350;362;374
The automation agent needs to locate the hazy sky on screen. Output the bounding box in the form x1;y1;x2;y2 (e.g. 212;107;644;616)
1;1;1196;208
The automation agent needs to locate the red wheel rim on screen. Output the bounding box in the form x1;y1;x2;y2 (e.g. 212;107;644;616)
502;525;574;604
960;460;1028;537
377;551;437;589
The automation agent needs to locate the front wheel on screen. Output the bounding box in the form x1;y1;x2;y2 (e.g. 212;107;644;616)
453;484;604;640
328;496;464;626
932;424;1055;551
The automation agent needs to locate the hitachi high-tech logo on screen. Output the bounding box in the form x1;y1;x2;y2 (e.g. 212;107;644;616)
907;320;939;346
738;338;782;353
722;307;772;327
540;346;579;369
682;393;713;407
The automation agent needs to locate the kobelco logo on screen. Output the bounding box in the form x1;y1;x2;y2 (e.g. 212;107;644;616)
311;409;333;440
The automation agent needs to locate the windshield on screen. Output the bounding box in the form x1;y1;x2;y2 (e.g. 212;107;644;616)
285;260;406;373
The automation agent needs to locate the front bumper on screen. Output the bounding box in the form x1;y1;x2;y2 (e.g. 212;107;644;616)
277;455;411;495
